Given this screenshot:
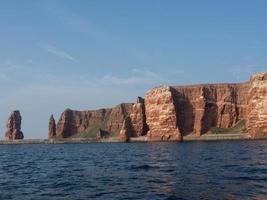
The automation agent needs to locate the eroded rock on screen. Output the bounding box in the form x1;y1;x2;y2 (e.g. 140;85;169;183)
145;86;182;141
5;111;24;140
56;104;133;138
247;72;267;138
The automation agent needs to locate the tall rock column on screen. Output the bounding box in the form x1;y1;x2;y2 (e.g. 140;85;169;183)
5;110;24;140
247;72;267;138
129;97;148;137
119;117;132;142
48;115;57;139
145;86;181;141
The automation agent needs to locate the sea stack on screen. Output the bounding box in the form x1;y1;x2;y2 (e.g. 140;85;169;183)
5;110;24;140
48;115;56;139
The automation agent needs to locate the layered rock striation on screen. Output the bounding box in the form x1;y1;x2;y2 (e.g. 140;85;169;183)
247;73;267;138
145;86;181;141
5;111;24;140
53;72;267;141
54;96;149;140
172;82;249;136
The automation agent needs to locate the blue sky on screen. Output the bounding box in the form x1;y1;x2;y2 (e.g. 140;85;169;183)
0;0;267;138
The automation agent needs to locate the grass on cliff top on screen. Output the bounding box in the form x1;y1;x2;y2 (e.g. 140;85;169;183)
210;119;246;134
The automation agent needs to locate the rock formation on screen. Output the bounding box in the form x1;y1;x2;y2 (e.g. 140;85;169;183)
172;83;248;136
247;72;267;138
145;86;181;141
54;72;267;141
128;97;148;137
5;111;24;140
119;117;132;142
56;103;133;138
48;115;56;139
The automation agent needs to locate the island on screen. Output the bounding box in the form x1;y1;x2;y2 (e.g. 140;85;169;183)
2;72;267;144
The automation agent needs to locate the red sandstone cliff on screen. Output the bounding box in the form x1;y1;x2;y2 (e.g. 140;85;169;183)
173;82;249;136
5;111;24;140
247;73;267;138
53;72;267;141
56;97;148;140
145;86;181;141
56;103;134;138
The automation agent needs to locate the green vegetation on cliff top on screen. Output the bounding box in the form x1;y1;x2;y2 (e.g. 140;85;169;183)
211;119;246;134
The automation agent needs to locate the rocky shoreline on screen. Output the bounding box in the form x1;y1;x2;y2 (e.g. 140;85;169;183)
1;133;267;145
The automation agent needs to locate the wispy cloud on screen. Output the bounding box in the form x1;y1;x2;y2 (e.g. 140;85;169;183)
4;59;26;70
228;63;267;81
102;75;151;85
44;45;76;61
102;68;166;86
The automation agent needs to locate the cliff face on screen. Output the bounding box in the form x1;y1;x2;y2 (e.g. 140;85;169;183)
247;73;267;138
56;97;148;140
54;72;267;141
5;111;24;140
119;97;148;141
172;83;249;136
145;86;181;141
144;73;267;139
56;103;133;138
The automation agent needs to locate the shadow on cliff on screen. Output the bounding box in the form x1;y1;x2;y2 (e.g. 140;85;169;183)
172;89;195;136
200;87;218;133
172;87;219;136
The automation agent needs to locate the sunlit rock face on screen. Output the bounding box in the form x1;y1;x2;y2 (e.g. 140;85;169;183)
119;117;132;142
5;110;24;140
144;72;267;139
144;83;249;140
129;97;148;137
119;97;148;141
247;72;267;138
145;86;182;141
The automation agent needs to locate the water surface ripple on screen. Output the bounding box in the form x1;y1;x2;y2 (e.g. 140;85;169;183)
0;141;267;199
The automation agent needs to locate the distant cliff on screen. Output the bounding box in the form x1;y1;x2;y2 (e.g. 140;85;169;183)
53;72;267;141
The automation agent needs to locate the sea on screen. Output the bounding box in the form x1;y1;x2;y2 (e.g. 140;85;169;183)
0;141;267;200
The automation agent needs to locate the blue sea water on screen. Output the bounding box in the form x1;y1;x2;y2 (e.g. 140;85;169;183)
0;141;267;200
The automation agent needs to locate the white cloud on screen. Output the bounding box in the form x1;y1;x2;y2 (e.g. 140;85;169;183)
44;45;76;61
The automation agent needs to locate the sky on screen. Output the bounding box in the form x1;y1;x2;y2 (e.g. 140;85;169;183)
0;0;267;139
